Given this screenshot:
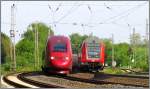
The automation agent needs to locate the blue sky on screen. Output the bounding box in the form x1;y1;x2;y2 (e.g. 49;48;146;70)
1;1;149;44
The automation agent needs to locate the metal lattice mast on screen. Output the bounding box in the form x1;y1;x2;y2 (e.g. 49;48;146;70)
146;19;149;64
10;4;16;71
10;34;13;71
36;24;39;69
34;25;37;70
132;28;136;66
34;23;39;70
111;34;115;67
148;19;150;66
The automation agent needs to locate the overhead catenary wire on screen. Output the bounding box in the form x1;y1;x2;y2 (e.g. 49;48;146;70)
48;4;55;31
55;2;82;23
2;22;147;26
2;2;147;27
2;1;148;39
55;3;62;12
86;4;94;34
109;3;147;24
2;2;148;6
47;1;147;30
87;4;92;24
98;2;148;24
48;3;60;31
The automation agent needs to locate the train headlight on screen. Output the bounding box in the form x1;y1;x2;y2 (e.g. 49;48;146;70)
65;57;69;60
51;56;54;60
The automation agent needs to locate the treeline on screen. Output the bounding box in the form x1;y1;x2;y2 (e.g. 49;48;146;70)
1;22;149;73
1;22;54;72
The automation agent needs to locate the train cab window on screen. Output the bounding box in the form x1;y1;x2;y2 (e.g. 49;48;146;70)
53;43;67;52
87;43;100;58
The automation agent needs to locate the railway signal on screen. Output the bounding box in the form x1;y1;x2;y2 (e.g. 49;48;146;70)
10;30;15;37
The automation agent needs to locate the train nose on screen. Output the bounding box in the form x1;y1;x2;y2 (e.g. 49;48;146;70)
50;56;71;69
50;56;69;61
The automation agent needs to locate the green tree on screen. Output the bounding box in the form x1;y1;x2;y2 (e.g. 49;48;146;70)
114;43;130;67
1;32;11;64
101;38;112;66
130;33;142;46
133;46;149;71
129;32;148;71
16;22;54;71
69;33;88;54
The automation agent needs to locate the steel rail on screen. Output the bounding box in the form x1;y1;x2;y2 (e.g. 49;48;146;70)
18;72;65;88
3;73;30;88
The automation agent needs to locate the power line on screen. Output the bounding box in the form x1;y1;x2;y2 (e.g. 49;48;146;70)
104;3;112;10
87;4;92;13
48;4;56;31
55;2;82;23
87;5;92;24
55;3;62;12
2;3;148;6
48;3;63;31
2;2;147;30
109;4;147;24
98;2;147;24
2;22;147;26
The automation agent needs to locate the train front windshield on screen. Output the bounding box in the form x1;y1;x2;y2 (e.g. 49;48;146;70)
53;43;67;52
87;43;100;58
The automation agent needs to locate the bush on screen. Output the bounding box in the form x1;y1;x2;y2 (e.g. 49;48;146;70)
103;68;125;74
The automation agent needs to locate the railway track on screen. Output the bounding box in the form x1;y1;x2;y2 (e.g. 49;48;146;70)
2;72;63;88
2;73;37;88
3;71;149;88
18;72;64;88
68;72;149;87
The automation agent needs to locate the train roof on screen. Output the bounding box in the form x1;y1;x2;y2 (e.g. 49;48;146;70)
48;35;70;42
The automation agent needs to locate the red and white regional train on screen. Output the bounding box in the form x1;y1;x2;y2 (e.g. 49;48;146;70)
42;35;73;74
78;36;105;71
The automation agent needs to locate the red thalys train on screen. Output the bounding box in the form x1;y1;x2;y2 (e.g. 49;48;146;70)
78;36;105;71
42;35;72;74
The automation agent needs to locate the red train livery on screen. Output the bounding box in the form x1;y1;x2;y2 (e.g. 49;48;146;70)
42;35;72;74
78;36;105;71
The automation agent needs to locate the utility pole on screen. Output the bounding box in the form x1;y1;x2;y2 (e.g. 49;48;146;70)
34;23;39;70
148;19;150;66
34;25;37;70
36;24;39;69
10;32;13;71
132;28;136;67
49;26;51;36
111;34;116;67
146;19;149;64
128;24;133;68
10;4;16;71
148;19;150;89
